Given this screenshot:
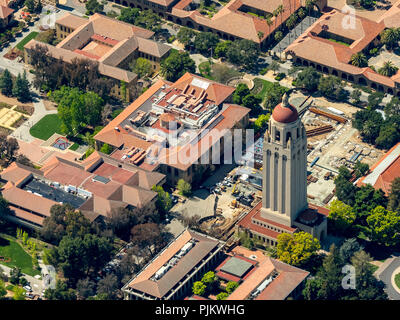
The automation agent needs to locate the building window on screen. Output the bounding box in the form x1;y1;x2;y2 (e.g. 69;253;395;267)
275;130;280;141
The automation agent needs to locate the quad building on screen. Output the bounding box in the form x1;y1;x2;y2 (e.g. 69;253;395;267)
285;3;400;96
108;0;327;48
24;13;171;102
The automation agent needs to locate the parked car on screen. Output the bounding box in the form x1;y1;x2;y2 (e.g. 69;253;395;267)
23;285;32;292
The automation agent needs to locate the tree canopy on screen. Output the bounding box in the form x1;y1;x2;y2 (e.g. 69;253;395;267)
276;232;321;267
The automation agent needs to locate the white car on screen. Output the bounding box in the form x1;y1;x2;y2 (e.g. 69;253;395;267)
23;285;32;292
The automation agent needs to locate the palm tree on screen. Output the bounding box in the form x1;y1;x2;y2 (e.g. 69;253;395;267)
306;0;315;22
380;28;400;51
350;52;368;68
266;16;273;36
378;60;399;77
273;9;279;28
298;7;306;33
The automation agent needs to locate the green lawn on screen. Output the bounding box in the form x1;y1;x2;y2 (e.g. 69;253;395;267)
251;78;275;100
395;273;400;290
29;114;63;140
69;143;79;151
16;31;39;51
0;236;40;276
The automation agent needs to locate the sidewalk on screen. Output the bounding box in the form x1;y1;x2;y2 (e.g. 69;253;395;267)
0;264;44;295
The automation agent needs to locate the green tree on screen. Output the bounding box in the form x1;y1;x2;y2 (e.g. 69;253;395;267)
194;32;219;56
201;271;216;286
226;39;260;71
0;69;13;96
152;185;172;215
268;61;280;75
367;91;384;109
254;113;270;132
216;292;228;300
295;67;321;92
380;28;400;51
225;281;239;294
318;76;348;101
350;250;387;300
328;199;356;234
44;280;77;300
132;58;153;79
276;232;321;267
13;287;26;300
160;51;196;82
177;179;192;197
388;177;400;213
264;82;287;111
354;161;369;178
214;40;231;58
85;0;103;14
100;143;113;154
12;71;30;102
339;238;362;263
384;96;400;118
56;234;113;285
350;89;362;105
24;0;36;13
0;280;6;299
274;31;283;42
242;94;262;113
232;83;250;105
375;125;400;149
334;166;357;206
350;52;368;67
192;281;206;296
353;185;387;220
176;27;196;48
378;61;399;77
366;206;400;246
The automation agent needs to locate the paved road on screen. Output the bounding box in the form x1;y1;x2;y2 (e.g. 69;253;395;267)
376;257;400;300
0;264;44;295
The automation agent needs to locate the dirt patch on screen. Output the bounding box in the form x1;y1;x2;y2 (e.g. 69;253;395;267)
0;93;33;108
43;99;57;111
15;104;34;116
11;115;27;129
0;127;12;135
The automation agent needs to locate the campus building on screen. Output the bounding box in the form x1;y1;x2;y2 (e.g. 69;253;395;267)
237;93;328;246
285;3;400;96
94;72;250;186
108;0;326;47
24;13;171;101
122;229;225;300
0;0;13;29
0;152;166;229
215;246;309;300
357;142;400;196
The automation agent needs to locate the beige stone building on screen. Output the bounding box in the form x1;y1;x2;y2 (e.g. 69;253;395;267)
238;93;327;246
24;13;171;102
0;0;13;29
109;0;327;48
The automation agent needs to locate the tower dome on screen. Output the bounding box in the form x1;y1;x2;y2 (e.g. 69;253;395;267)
271;93;298;123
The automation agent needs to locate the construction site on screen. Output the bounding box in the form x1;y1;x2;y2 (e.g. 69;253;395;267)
300;98;384;207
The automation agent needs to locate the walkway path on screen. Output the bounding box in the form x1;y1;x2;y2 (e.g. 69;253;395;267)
0;264;44;295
